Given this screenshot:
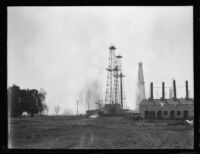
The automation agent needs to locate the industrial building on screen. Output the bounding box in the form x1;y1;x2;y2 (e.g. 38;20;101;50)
140;80;194;120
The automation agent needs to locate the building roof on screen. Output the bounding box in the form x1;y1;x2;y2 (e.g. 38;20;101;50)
140;98;193;106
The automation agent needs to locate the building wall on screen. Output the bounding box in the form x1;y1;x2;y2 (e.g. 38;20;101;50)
103;104;112;114
103;104;123;115
140;104;193;119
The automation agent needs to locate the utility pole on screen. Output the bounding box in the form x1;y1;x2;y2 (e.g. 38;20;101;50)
88;90;90;110
77;100;78;116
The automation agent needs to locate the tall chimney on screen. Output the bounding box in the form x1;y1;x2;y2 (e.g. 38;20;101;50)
162;82;165;99
185;80;189;99
173;80;177;99
150;82;153;99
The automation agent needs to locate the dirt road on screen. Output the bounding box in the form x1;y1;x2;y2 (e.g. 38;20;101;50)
8;116;193;149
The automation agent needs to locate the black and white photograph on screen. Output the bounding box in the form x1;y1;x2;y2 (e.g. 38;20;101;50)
7;6;194;149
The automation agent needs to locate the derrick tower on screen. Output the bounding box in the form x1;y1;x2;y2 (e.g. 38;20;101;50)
105;45;116;104
115;55;125;108
105;45;126;108
136;62;146;111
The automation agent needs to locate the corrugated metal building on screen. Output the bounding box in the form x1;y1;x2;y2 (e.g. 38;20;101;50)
140;80;194;120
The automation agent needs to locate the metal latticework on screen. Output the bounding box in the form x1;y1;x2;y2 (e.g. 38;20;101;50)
120;73;126;108
105;45;116;104
105;45;126;108
113;59;120;104
115;56;125;108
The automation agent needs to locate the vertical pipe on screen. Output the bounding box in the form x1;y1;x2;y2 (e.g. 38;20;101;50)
88;90;90;110
162;82;165;99
150;82;153;99
110;50;113;104
173;80;177;99
120;73;123;108
186;80;189;99
114;66;118;104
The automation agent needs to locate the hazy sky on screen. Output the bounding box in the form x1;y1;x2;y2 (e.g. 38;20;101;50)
8;6;193;115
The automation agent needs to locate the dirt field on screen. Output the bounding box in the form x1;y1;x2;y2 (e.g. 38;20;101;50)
8;116;194;149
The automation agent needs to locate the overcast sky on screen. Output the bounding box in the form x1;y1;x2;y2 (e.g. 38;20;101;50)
8;6;193;115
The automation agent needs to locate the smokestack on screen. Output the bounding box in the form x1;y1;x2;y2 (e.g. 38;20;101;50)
150;82;153;99
162;82;165;99
173;80;177;99
185;80;189;99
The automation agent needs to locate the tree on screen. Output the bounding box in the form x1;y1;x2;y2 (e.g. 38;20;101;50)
9;85;21;117
27;89;39;117
43;103;49;115
38;89;47;115
8;84;48;117
54;105;60;115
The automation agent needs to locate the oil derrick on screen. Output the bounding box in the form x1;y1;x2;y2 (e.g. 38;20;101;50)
105;45;116;104
115;55;125;108
113;58;120;104
105;45;126;108
136;62;146;111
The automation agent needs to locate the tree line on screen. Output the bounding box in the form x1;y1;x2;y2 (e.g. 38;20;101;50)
8;84;48;117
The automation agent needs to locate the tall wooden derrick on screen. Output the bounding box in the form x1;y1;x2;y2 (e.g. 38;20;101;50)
136;62;146;111
105;45;125;108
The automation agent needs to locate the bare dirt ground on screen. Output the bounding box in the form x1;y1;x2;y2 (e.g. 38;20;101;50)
8;116;193;149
